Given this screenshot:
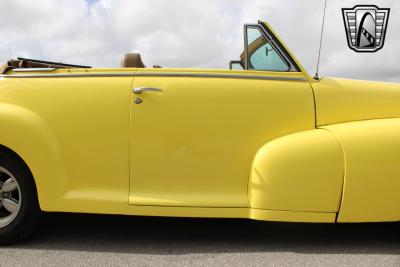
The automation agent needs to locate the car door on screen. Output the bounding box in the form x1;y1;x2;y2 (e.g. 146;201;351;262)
129;24;315;208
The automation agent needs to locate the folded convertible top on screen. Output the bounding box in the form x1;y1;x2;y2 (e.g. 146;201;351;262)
0;57;91;74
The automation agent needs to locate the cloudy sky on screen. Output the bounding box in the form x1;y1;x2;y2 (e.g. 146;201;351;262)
0;0;398;82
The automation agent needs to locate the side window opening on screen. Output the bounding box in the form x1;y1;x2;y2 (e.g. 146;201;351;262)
229;60;244;70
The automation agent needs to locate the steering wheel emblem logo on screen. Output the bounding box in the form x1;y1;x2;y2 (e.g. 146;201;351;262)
342;5;390;52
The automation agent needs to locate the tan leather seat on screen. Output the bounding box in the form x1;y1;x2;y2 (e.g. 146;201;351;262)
121;53;146;68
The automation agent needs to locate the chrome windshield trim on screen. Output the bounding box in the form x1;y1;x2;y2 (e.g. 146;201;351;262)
0;72;307;81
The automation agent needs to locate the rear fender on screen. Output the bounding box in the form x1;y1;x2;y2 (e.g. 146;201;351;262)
0;104;65;210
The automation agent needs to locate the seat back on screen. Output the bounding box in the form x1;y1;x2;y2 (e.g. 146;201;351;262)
121;53;145;68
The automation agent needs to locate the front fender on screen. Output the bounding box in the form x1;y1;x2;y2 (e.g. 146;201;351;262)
0;103;66;210
323;119;400;222
249;129;344;213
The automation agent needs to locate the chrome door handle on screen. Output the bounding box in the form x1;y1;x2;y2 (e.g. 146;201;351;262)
133;87;162;94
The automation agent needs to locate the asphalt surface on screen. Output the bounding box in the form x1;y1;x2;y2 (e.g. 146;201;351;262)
0;213;398;266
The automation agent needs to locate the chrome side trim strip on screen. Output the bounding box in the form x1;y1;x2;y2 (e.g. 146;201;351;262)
0;72;307;81
13;68;56;72
134;72;306;81
0;73;135;78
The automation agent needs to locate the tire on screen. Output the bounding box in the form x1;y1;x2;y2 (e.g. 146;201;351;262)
0;150;40;244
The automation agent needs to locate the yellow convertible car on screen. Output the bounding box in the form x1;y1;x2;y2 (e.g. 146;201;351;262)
0;21;399;243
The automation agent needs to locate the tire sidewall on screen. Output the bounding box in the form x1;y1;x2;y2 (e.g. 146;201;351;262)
0;152;40;244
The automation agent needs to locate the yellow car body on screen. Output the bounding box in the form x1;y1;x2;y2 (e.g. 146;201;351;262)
0;21;399;223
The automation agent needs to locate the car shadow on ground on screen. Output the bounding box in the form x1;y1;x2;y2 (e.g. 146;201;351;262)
11;212;400;255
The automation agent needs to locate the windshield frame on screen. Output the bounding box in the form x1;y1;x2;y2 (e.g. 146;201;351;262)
242;22;300;72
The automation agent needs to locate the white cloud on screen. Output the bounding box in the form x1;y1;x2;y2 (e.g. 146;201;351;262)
0;0;398;82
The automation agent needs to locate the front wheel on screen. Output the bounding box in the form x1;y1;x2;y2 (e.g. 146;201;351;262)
0;151;40;244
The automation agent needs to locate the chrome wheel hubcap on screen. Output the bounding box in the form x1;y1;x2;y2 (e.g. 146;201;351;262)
0;167;21;228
